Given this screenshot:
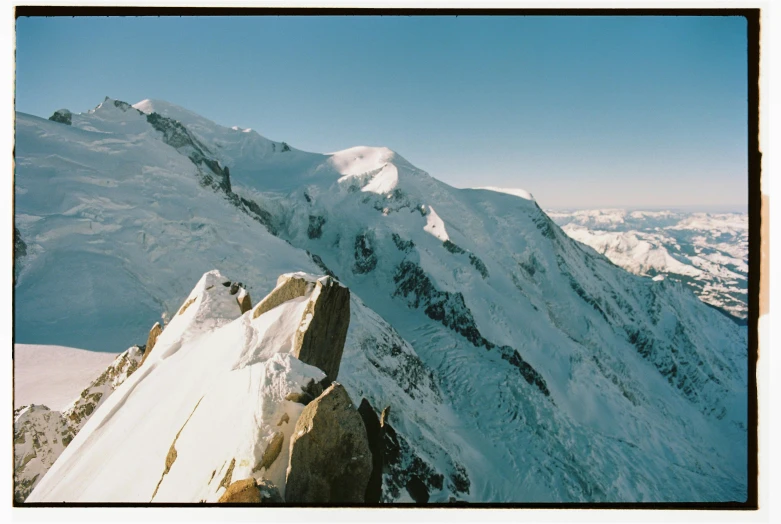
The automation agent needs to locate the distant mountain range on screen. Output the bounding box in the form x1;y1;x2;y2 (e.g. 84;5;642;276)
547;209;748;322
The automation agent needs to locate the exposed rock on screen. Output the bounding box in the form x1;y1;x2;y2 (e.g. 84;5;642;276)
256;478;283;502
284;378;325;406
64;346;145;432
237;290;252;314
308;215;326;239
140;323;163;366
291;276;350;381
218;478;262;503
14;405;74;503
229;282;240;295
284;391;314;406
217;477;283;503
14;227;27;258
357;398;384;503
252;273;315;319
380;405;391;427
218;458;236;491
256;431;284;471
406;475;429;503
48;109;72;125
353;232;378;273
178;297;196;316
277;413;290;426
285;383;372;503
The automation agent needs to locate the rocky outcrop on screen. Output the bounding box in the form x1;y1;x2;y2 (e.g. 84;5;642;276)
64;346;145;432
357;398;384;503
291;276;350;381
14;227;27;285
140;323;163;366
252;273;316;319
14;405;74;503
353;232;378;274
237;289;252;314
217;477;282;503
218;478;262;503
256;431;284;471
285;384;372;503
48;109;72;125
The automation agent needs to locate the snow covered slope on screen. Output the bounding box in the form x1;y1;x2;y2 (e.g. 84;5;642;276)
548;210;748;320
14;345;118;410
16;98;748;503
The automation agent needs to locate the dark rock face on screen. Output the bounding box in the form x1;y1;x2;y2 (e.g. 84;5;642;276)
353;232;378;274
140;323;163;366
307;215;326;239
145;111;231;194
14;228;27;258
14;228;27;285
391;233;415;253
393;260;549;397
292;277;350;382
443;240;466;254
468;253;489;279
285;384;372;503
48;109;72;125
357;399;384;504
252;274;314;319
405;475;429;503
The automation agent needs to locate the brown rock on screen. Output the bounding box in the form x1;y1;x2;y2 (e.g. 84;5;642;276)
252;274;315;319
285;383;372;503
216;477;283;503
291;277;350;381
255;432;284;471
140;322;163;366
218;478;261;503
380;405;391;427
237;291;252;314
178;297;196;316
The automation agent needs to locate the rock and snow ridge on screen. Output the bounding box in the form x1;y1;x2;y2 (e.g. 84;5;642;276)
15;97;748;503
27;270;379;503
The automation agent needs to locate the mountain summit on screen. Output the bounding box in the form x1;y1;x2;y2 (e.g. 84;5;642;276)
15;98;747;503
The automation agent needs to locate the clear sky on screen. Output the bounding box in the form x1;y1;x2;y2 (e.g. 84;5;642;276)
15;15;748;209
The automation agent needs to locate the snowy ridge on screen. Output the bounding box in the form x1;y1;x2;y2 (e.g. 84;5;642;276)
16;97;748;502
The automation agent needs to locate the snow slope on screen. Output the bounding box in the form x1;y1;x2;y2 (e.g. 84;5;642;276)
14;345;118;410
17;98;748;503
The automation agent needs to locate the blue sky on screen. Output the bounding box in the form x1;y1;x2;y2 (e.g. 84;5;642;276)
15;15;748;209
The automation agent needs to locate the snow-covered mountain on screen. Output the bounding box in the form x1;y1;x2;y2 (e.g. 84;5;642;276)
547;209;748;321
15;98;748;503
